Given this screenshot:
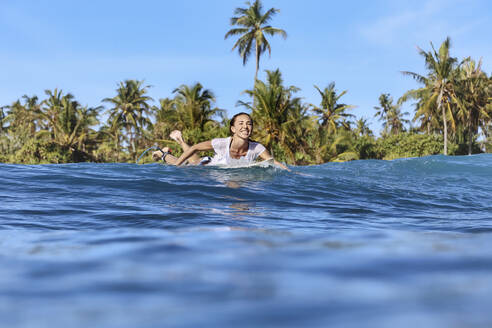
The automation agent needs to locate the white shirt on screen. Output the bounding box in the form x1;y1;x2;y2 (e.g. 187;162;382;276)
209;137;266;166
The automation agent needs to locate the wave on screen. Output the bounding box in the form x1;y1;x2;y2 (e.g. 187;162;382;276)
1;155;492;327
1;154;491;233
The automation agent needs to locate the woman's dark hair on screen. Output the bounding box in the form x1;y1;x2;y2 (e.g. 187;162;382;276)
229;112;253;135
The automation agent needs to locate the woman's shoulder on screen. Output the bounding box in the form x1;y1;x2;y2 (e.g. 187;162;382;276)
248;140;266;153
211;137;230;149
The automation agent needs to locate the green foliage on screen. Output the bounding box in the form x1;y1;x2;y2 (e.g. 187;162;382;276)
375;133;444;160
150;83;227;159
40;89;101;152
238;69;313;165
1;29;490;165
103;80;153;160
374;93;409;136
454;59;491;154
8;139;70;164
353;135;378;160
401;37;468;155
312;82;354;134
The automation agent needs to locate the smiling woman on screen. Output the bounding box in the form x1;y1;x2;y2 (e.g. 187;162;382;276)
152;112;289;169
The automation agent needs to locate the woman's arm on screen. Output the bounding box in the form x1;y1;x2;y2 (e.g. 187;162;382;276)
174;140;213;166
258;149;290;171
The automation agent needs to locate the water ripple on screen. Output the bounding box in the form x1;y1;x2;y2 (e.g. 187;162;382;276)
1;155;492;327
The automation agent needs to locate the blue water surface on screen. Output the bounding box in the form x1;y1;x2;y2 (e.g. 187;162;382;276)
1;155;492;327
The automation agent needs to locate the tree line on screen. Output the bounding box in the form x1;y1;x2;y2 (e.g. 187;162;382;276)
1;0;491;164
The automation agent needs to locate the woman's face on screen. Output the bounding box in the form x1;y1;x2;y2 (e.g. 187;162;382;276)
231;114;253;139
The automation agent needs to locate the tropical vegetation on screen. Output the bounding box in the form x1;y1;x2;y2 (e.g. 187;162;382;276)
225;0;287;85
1;1;491;165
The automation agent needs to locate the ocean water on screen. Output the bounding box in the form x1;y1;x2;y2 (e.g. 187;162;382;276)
1;155;491;328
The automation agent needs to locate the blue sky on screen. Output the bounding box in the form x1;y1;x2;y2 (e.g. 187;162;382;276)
1;0;491;134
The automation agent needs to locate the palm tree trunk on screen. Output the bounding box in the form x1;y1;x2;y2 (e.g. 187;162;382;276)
253;43;260;108
468;123;473;155
438;89;447;155
442;104;448;155
127;126;135;159
255;42;260;85
115;135;120;162
130;131;136;158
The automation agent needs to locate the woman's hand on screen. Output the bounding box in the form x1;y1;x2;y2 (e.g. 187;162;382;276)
152;150;163;161
258;149;290;171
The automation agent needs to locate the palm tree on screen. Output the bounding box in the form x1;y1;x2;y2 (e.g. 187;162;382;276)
399;87;440;135
39;90;101;153
283;101;317;164
312;82;354;135
238;69;297;150
386;107;410;135
2;95;42;150
401;37;463;155
324;131;360;162
103;80;153;157
456;60;491;154
172;83;224;132
96;123;123;162
374;94;392;124
21;95;42;134
225;0;287;84
375;93;408;135
238;69;314;164
151;97;179;143
354;118;373;137
154;98;178;126
41;89;65;135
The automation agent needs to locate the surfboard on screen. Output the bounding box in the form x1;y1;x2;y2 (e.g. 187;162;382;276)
213;158;275;169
